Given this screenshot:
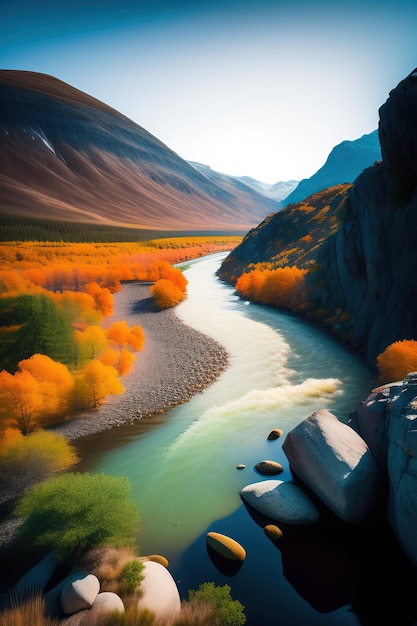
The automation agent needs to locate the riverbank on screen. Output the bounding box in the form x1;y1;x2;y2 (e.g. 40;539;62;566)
0;282;229;550
50;282;229;441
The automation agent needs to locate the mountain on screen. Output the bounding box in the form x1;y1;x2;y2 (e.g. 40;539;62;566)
0;70;280;232
218;183;352;280
218;68;417;367
281;130;381;206
188;162;298;202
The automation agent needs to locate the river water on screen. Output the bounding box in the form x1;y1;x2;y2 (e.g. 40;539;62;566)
75;252;412;625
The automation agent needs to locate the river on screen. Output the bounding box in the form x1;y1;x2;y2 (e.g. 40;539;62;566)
75;252;410;626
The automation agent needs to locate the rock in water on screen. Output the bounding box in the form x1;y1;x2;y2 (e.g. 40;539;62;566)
240;479;319;525
282;408;381;524
206;531;246;561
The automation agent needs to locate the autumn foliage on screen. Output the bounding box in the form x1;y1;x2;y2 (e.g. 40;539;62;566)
0;429;79;496
0;237;239;435
150;278;186;309
376;340;417;383
72;360;124;410
235;265;307;312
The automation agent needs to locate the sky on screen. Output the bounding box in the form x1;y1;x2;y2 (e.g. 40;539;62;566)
1;0;417;184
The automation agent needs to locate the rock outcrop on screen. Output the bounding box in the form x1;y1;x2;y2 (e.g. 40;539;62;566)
349;372;417;568
310;68;417;364
264;373;417;568
218;68;417;368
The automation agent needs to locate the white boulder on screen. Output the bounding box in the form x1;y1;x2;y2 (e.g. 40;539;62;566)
137;560;181;624
60;573;100;615
282;408;381;524
240;479;319;525
90;591;124;615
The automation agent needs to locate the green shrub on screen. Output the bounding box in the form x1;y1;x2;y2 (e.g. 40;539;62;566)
184;582;246;626
118;559;145;595
14;472;139;563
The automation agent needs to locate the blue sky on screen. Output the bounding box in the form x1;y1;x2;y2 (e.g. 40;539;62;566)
2;0;417;183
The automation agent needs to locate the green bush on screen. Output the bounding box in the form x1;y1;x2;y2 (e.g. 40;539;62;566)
117;558;145;595
185;582;246;626
14;472;139;563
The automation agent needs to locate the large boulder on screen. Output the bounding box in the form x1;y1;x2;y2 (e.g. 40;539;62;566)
60;573;100;615
137;560;181;625
14;552;58;598
240;479;319;525
61;592;124;626
282;409;382;524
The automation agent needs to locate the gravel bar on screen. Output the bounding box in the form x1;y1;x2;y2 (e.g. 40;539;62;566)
50;282;229;441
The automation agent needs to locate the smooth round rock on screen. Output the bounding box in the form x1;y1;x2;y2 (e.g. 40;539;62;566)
60;573;100;615
236;464;246;470
255;460;284;475
268;429;283;440
206;531;246;561
90;592;124;615
137;560;181;622
240;479;319;525
145;554;169;568
264;524;283;541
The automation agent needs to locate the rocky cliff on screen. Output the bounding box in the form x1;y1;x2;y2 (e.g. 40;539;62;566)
311;69;417;364
349;372;417;569
218;69;417;368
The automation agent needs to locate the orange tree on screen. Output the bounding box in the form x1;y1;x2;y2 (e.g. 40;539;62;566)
105;321;144;374
376;340;417;383
72;360;124;410
150;278;186;309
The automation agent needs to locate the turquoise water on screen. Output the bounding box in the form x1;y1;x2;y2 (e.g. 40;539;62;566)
75;252;406;625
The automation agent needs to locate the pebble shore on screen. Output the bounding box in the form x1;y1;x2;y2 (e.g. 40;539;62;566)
50;282;229;441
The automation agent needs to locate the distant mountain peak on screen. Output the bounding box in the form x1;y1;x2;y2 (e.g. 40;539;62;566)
282;130;381;206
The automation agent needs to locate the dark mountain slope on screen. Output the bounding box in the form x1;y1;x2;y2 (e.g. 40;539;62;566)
219;69;417;366
0;70;280;231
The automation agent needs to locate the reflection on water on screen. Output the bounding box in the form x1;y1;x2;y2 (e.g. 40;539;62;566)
75;253;416;626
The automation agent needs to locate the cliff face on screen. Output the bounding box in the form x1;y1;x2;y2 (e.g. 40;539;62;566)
313;70;417;363
219;69;417;367
349;373;417;569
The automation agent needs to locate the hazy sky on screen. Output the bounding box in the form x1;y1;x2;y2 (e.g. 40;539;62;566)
2;0;417;183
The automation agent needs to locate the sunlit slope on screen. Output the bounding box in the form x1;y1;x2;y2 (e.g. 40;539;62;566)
218;184;352;281
0;70;280;232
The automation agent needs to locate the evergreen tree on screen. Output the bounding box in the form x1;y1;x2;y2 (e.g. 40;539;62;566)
8;294;76;370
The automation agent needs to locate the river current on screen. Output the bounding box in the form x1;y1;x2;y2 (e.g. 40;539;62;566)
75;252;407;626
